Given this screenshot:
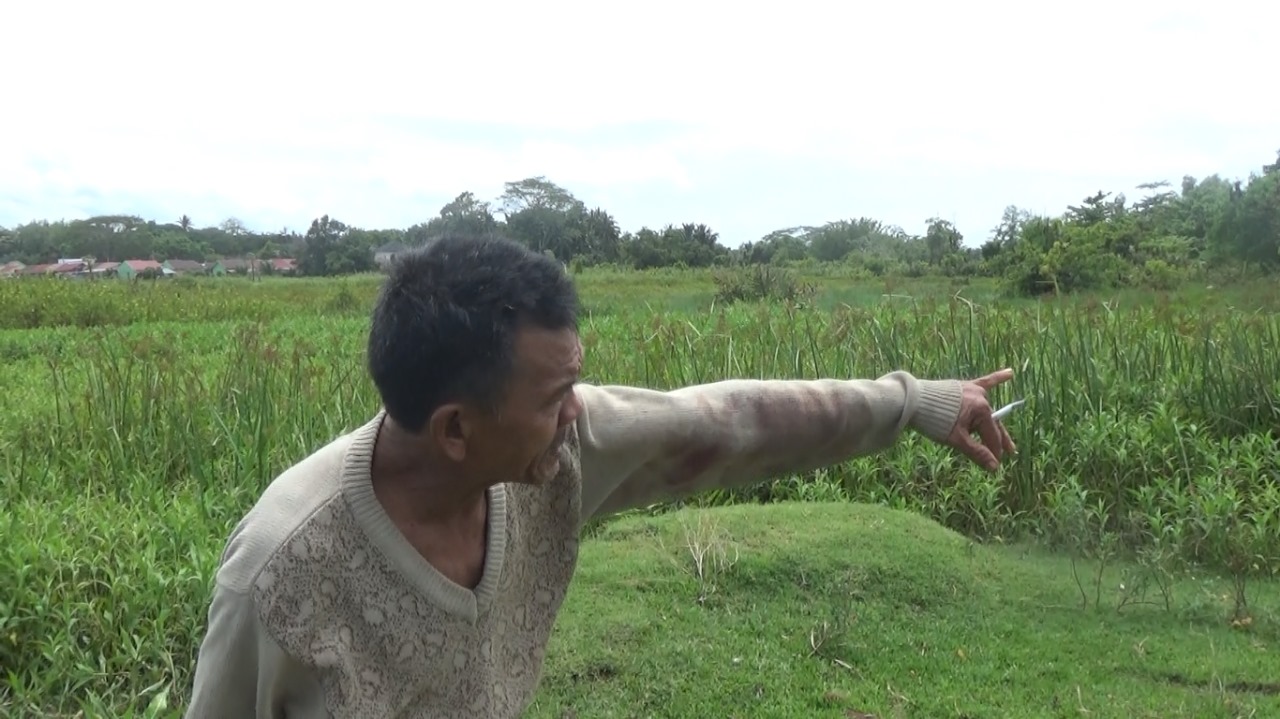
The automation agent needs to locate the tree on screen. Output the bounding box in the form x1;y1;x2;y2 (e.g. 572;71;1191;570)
298;215;351;276
1065;191;1126;227
579;208;622;265
410;192;500;243
982;205;1029;263
924;217;963;265
498;177;584;217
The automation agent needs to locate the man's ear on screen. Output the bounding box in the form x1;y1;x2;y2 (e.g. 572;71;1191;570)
427;402;470;463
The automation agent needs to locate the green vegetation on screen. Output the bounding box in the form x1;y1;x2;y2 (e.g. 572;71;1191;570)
532;503;1280;718
3;150;1280;298
1;268;1277;716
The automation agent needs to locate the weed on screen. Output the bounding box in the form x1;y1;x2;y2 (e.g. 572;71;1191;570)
2;269;1279;715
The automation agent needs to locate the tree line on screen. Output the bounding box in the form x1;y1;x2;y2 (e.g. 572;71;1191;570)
2;150;1276;295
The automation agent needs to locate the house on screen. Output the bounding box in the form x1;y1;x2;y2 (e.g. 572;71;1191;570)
163;259;206;275
50;260;86;276
88;261;120;278
374;242;408;269
220;258;262;276
268;257;297;275
0;261;25;278
20;264;53;277
116;259;169;280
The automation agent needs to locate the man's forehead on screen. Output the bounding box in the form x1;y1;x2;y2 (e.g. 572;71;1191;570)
515;327;582;375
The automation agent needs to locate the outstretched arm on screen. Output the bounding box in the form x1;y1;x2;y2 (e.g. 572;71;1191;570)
573;371;965;523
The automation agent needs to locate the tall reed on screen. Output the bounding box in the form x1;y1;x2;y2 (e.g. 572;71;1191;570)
2;283;1278;715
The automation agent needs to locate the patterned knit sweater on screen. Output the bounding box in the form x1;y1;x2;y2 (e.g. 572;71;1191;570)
184;373;962;718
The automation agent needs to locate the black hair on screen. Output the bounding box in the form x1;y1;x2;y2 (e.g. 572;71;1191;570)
366;233;579;433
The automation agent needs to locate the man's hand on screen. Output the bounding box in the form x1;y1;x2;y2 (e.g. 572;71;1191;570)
944;368;1018;472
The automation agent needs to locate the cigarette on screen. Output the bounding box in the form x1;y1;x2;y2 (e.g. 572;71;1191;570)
992;399;1025;421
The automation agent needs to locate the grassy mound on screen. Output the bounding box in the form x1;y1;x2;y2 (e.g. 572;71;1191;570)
529;502;1280;718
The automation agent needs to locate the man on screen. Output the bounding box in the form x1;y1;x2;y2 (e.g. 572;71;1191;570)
184;233;1016;718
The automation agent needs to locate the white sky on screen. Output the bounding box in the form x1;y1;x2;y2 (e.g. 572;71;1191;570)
2;0;1276;247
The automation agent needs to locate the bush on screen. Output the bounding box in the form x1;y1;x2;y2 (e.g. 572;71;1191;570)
711;265;817;305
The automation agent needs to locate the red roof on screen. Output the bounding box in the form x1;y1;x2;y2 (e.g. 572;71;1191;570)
123;260;164;270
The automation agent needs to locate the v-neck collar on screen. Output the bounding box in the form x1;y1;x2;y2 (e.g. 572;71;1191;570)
339;410;509;623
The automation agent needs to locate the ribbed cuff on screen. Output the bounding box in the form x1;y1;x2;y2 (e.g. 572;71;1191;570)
910;379;963;443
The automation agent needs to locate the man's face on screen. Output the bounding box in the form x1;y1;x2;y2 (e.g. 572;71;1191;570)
468;325;583;486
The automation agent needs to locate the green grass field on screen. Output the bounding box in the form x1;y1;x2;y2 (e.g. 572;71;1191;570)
1;268;1278;716
531;503;1279;718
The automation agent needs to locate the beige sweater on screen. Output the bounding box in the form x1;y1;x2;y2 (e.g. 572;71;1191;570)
184;373;962;718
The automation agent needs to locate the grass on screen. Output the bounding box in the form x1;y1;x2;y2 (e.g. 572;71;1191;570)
1;266;1278;715
1;266;1266;331
531;503;1280;719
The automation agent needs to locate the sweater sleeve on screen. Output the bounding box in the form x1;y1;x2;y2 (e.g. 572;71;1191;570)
184;583;278;719
573;371;963;523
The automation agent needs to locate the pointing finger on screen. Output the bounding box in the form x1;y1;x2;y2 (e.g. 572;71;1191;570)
973;368;1015;390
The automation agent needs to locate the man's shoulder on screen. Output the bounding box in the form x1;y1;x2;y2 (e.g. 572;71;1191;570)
213;421;371;593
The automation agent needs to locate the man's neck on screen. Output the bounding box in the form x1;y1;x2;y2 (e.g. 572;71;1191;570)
370;416;488;527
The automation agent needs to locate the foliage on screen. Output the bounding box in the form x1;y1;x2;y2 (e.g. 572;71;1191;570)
1;270;1279;715
3;152;1278;292
297;215;376;276
0;275;378;330
711;264;817;305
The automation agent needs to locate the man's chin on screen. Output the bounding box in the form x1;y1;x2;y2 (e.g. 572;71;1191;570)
524;452;561;485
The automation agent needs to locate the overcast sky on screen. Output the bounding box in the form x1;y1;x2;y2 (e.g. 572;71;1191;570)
2;0;1275;247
